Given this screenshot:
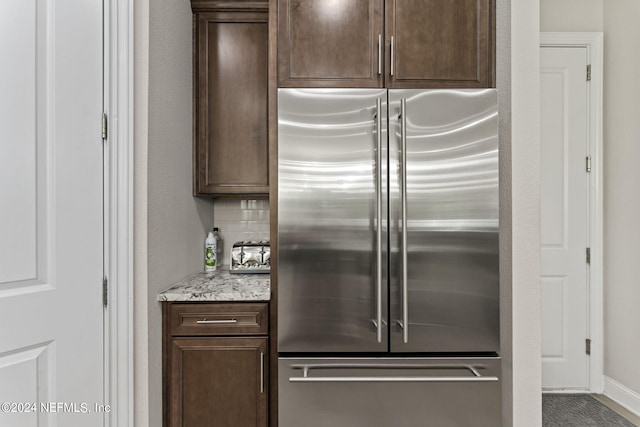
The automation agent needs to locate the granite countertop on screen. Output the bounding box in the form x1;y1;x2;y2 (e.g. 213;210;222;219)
157;267;270;302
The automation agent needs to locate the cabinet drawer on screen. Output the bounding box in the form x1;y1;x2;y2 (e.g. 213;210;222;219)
169;303;268;336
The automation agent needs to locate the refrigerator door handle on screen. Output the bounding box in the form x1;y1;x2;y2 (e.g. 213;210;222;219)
400;98;409;344
374;97;383;343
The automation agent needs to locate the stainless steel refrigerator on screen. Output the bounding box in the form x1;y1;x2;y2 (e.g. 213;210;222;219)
277;88;500;426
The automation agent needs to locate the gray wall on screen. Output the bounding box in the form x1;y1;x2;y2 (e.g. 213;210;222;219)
541;0;640;401
540;0;603;32
603;0;640;398
137;0;215;425
133;0;149;424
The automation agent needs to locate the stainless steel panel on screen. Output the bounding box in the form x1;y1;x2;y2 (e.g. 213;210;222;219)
279;357;502;427
389;89;500;353
278;89;388;353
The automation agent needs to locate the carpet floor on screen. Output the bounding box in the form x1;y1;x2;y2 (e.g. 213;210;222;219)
543;394;637;427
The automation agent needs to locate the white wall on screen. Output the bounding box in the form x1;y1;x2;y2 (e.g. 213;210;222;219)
508;0;542;425
540;0;603;32
135;0;215;425
603;0;640;400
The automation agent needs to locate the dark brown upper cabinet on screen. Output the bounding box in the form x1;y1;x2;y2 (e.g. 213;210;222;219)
386;0;493;88
278;0;495;88
192;3;270;196
278;0;383;88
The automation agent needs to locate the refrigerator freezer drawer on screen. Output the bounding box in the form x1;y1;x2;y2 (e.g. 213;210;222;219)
279;357;501;427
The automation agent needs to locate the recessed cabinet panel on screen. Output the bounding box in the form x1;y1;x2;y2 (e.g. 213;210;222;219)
387;0;492;88
278;0;383;87
172;338;268;427
195;11;269;196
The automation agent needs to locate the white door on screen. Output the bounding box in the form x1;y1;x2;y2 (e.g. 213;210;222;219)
540;46;590;389
0;0;104;426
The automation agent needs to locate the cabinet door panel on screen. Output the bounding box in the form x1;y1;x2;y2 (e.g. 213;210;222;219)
278;0;383;87
387;0;493;88
170;338;268;427
195;11;269;195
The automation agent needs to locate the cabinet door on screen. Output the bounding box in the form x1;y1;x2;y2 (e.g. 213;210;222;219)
278;0;383;88
386;0;494;88
194;11;269;196
170;337;268;427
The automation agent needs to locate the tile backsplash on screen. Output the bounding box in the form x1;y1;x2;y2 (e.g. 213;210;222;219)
212;199;270;266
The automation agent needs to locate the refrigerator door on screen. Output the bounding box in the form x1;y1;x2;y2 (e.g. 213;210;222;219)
389;89;500;353
278;89;389;353
279;357;502;427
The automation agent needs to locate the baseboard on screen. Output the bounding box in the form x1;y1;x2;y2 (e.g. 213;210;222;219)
604;376;640;418
542;389;590;394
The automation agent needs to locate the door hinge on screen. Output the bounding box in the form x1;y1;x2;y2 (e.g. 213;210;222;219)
102;112;108;140
586;156;592;172
586;247;591;264
103;276;108;307
586;338;591;355
587;64;592;81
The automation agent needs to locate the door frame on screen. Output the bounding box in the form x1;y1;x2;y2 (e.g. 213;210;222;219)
540;32;604;393
104;0;134;425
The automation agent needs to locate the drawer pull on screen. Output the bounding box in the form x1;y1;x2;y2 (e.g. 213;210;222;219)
196;319;238;324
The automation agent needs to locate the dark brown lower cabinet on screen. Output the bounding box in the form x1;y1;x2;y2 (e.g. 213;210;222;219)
164;303;269;427
171;338;268;427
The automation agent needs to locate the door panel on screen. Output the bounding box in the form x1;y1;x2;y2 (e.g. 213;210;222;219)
0;0;39;287
540;46;589;389
389;89;499;353
278;89;388;353
0;1;104;425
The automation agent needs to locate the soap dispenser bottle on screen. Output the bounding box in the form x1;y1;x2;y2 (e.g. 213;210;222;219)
205;231;217;272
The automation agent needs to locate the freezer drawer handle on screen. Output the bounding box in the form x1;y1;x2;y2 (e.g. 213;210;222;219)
195;319;237;324
288;363;498;383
